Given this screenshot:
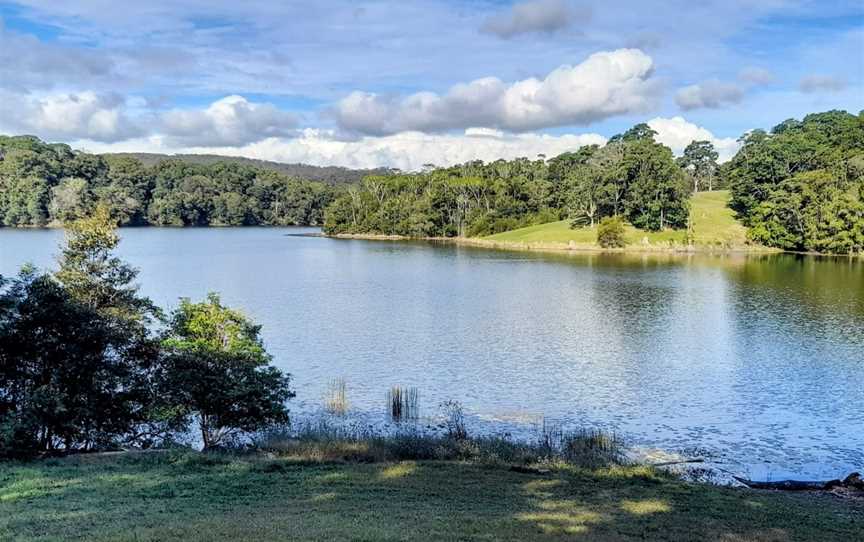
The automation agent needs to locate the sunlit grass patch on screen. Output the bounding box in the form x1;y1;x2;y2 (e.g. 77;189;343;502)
620;499;672;515
379;462;417;480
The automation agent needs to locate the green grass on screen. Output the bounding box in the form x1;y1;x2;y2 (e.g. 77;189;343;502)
485;191;749;248
1;452;861;541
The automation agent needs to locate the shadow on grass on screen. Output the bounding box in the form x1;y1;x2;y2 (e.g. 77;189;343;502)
1;453;862;541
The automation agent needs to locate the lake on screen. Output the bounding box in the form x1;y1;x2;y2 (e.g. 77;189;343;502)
1;227;862;480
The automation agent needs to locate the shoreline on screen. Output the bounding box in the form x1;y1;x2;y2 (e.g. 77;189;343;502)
332;232;785;256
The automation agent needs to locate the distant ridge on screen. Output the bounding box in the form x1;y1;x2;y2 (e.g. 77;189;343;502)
103;152;395;184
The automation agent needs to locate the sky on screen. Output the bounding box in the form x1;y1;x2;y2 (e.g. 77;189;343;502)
0;0;861;170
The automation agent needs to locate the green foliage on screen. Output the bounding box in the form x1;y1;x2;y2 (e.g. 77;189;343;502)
678;140;720;192
56;206;158;322
324;127;690;237
0;270;156;457
157;294;295;449
596;216;626;248
0;136;337;227
725;110;864;253
1;214;295;457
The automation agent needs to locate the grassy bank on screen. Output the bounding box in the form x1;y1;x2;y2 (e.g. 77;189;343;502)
484;191;753;251
2;451;861;541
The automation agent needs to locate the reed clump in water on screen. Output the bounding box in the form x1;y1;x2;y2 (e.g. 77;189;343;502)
387;386;419;422
538;419;623;468
324;378;349;416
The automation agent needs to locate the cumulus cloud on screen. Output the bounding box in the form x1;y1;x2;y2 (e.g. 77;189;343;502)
0;91;141;142
74;129;607;171
675;80;745;110
480;0;589;39
647;116;740;162
158;95;299;146
335;48;659;135
738;67;774;85
799;74;847;93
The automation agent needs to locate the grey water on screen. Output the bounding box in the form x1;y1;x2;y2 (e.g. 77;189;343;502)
2;227;862;480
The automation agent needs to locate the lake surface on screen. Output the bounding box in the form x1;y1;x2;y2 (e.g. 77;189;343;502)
2;227;862;480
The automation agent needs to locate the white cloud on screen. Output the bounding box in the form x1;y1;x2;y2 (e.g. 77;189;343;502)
0;90;141;142
647;116;740;162
159;95;298;146
480;0;588;39
335;48;659;135
73;128;607;171
675;80;744;110
799;74;847;93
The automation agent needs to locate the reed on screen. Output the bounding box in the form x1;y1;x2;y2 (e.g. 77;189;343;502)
324;378;349;416
386;386;419;422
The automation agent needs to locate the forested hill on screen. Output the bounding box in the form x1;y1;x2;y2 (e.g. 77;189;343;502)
104;153;393;185
323;110;864;254
1;110;862;253
0;135;343;227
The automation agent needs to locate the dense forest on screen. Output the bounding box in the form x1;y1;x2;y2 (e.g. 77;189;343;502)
0;136;341;227
724;110;864;253
324;123;694;237
324;110;864;254
1;110;862;253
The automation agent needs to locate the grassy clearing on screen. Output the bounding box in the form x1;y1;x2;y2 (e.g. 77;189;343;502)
485;191;750;249
1;451;861;541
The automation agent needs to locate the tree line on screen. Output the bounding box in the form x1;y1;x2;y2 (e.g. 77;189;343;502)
324;123;700;237
0;135;339;227
725;110;864;254
323;110;863;254
2;109;861;253
0;208;293;457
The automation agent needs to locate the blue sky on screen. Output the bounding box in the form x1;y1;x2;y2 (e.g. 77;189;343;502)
0;0;861;169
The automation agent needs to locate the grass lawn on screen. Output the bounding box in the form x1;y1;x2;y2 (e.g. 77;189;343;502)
1;452;861;541
485;191;749;248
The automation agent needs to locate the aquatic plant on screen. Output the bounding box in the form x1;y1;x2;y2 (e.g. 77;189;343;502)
324;378;349;416
387;386;419;422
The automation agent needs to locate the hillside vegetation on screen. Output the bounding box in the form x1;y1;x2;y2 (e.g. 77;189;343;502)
0;135;339;227
105;152;391;185
485;191;748;249
323;110;863;254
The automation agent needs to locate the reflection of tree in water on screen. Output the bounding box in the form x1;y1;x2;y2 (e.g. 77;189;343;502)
727;254;864;330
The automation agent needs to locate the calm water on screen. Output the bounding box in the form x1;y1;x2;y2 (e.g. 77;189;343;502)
1;227;862;480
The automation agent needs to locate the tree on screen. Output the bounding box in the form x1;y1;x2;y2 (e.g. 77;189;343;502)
55;206;158;323
49;177;93;223
726;110;864;252
157;294;294;449
621;139;690;231
0;269;156;457
678;140;719;192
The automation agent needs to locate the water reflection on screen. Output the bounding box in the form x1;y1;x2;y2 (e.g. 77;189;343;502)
1;228;862;479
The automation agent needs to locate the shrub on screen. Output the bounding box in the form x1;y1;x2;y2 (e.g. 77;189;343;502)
597;216;626;248
440;400;467;440
156;294;295;450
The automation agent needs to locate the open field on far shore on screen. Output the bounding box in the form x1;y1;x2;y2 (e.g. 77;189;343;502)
485;191;751;250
